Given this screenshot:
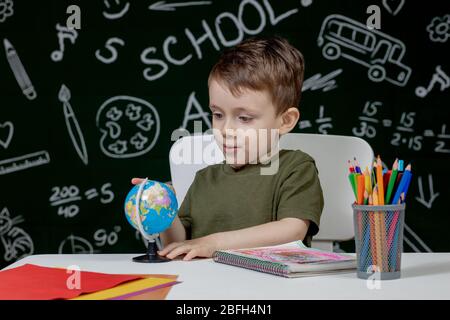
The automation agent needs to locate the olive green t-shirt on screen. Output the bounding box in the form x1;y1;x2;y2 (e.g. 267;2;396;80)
178;149;324;247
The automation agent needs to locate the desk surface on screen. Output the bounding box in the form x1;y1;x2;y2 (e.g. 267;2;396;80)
3;253;450;300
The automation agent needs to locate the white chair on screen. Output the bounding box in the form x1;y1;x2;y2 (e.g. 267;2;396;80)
169;133;374;252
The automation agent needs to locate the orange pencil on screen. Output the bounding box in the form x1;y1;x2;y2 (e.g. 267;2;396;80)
357;174;365;205
376;156;385;205
372;186;383;271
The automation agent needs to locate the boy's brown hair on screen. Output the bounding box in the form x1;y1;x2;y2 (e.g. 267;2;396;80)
208;36;305;116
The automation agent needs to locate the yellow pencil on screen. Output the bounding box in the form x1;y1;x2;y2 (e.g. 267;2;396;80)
364;166;372;196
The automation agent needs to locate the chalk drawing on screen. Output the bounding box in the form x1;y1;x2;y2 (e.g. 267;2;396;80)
382;0;404;16
0;150;50;175
415;65;449;98
58;84;89;165
426;14;450;43
0;121;13;149
0;208;34;262
3;38;37;100
0;0;13;23
95;37;125;64
96;96;160;158
103;0;130;20
317;14;411;86
51;23;78;62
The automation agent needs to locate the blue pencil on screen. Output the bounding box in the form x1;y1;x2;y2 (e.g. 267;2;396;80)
391;164;411;204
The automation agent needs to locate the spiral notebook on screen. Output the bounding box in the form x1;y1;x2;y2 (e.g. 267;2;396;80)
212;241;357;278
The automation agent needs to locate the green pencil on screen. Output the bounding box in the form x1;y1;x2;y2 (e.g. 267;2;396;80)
349;173;357;200
385;159;398;204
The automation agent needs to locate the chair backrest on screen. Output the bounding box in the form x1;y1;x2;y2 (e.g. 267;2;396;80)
169;133;373;242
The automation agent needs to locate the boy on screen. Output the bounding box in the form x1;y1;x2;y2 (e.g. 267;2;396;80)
132;36;324;260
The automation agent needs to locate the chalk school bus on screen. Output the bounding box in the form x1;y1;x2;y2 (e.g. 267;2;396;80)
317;14;411;86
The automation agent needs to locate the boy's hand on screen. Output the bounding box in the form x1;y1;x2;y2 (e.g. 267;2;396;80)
131;178;145;185
158;236;220;261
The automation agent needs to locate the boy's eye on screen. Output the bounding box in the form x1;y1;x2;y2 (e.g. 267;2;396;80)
212;112;223;119
239;116;252;123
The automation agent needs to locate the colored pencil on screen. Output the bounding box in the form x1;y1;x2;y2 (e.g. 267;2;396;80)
357;174;365;205
372;186;382;270
364;167;372;195
376;156;385;205
385;159;398;204
349;173;358;200
391;164;411;204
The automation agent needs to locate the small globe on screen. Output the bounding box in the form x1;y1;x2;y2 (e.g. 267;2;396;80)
124;180;178;236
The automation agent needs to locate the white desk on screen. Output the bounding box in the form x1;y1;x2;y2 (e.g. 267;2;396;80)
3;253;450;300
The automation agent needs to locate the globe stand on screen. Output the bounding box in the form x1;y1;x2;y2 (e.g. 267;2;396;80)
132;239;170;263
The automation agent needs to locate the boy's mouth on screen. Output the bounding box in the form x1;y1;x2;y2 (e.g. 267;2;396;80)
223;144;239;152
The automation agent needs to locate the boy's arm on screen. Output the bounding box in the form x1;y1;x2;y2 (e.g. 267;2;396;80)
160;216;186;245
213;217;309;250
159;217;309;260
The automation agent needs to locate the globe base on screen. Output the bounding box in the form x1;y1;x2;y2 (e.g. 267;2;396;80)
132;240;171;263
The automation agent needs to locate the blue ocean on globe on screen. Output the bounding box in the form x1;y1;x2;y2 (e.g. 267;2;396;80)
124;180;178;235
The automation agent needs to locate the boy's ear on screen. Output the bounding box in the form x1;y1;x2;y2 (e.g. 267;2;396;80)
279;107;300;135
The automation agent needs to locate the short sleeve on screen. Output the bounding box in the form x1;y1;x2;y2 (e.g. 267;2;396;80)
276;160;324;237
177;180;195;240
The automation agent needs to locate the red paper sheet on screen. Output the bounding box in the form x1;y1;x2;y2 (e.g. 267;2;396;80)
0;264;143;300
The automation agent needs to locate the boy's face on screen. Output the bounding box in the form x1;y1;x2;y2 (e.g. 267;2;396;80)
208;79;284;169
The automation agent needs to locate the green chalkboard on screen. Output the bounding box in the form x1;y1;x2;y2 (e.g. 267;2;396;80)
0;0;449;268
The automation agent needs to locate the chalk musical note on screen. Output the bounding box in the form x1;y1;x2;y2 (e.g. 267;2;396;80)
0;208;34;262
0;150;50;175
103;0;130;20
58;84;89;165
415;65;450;98
3;38;37;100
0;121;14;149
51;23;78;62
0;0;13;23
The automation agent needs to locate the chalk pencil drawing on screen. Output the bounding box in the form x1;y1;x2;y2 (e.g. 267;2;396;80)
302;68;343;92
382;0;404;16
415;174;440;209
0;150;50;175
58;84;89;165
50;23;78;62
317;14;411;87
415;65;450;98
0;121;13;149
58;234;94;254
95;37;125;64
103;0;130;19
97;96;160;159
149;1;212;12
0;0;13;23
426;14;450;43
0;208;34;262
3;38;37;100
